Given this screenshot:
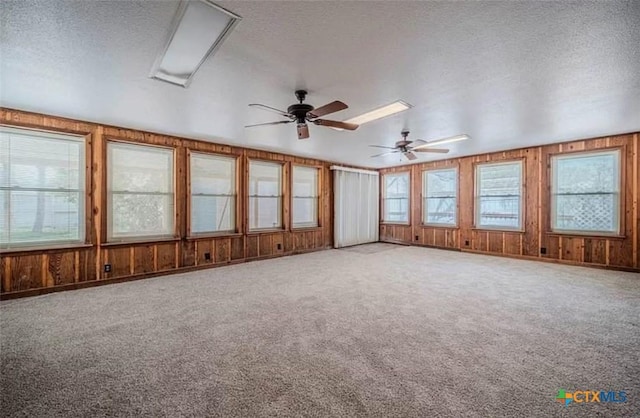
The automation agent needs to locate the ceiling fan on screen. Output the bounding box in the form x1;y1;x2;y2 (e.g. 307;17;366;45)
245;90;359;139
370;130;463;161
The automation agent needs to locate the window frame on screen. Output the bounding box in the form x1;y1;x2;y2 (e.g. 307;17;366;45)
0;125;90;252
106;140;176;243
247;159;284;232
291;164;321;230
474;159;525;232
187;150;239;238
422;166;459;227
381;171;411;225
549;148;623;237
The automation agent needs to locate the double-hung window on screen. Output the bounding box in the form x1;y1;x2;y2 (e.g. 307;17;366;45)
107;142;174;241
249;160;282;230
475;161;523;230
383;172;410;223
423;168;457;226
1;126;85;249
190;152;236;235
292;165;319;228
551;150;620;234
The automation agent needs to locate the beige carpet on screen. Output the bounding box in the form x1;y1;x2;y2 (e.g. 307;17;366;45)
1;245;639;417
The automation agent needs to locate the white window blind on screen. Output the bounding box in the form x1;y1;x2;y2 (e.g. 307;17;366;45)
249;160;282;230
551;150;620;234
190;152;236;235
423;168;457;226
107;142;174;241
0;126;85;249
292;165;319;228
383;172;409;223
475;161;523;230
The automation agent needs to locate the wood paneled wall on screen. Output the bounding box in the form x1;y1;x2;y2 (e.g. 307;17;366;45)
0;108;340;298
380;133;640;272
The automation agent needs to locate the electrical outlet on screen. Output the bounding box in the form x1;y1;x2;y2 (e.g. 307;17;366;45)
204;252;211;261
277;243;282;250
415;235;419;241
465;240;470;246
104;264;112;273
540;247;547;255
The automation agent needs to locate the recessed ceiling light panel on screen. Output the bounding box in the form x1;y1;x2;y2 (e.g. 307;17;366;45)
150;0;241;87
345;100;413;125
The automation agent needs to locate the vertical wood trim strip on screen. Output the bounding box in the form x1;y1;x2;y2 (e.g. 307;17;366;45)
633;133;638;267
537;147;542;257
129;247;134;275
74;251;80;283
3;258;11;292
41;255;48;288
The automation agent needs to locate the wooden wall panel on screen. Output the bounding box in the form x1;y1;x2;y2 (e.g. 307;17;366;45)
380;132;639;272
0;108;340;298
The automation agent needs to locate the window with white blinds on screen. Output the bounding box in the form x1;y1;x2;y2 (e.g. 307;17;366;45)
475;161;523;230
551;150;620;234
107;142;174;241
292;165;319;228
383;172;410;223
423;168;458;226
0;126;86;249
190;152;236;235
249;160;282;230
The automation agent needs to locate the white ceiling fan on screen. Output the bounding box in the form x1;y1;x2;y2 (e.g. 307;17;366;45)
370;130;470;160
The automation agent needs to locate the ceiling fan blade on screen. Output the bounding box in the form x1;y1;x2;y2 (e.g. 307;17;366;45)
308;101;348;118
371;150;400;158
412;148;450;153
297;123;309;139
404;152;418;161
248;103;292;118
245;120;293;128
313;119;358;130
368;145;397;150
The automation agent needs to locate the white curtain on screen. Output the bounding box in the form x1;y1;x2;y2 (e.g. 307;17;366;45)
332;166;379;248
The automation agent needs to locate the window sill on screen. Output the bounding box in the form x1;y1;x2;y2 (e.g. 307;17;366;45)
472;227;524;233
186;232;242;240
247;228;285;235
102;237;180;247
421;224;459;229
0;243;93;256
381;222;411;226
546;231;626;240
291;226;322;232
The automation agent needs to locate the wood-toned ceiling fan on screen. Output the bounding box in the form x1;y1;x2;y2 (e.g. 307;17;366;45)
370;130;463;161
245;90;359;139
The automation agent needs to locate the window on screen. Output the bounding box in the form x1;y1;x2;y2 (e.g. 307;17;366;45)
190;152;236;235
475;161;523;230
249;160;282;230
107;142;174;241
1;126;85;249
423;168;457;226
551;150;620;234
383;172;409;223
292;165;319;228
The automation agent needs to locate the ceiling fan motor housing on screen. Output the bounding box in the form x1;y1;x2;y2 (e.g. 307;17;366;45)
287;103;314;124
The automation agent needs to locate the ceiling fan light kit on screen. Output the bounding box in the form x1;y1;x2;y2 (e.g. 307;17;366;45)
246;90;359;140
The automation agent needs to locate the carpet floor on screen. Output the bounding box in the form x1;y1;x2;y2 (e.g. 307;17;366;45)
1;244;639;417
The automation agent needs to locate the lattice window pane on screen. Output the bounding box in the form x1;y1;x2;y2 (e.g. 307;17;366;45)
552;150;620;233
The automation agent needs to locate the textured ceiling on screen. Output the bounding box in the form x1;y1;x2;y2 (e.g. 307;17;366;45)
1;0;639;168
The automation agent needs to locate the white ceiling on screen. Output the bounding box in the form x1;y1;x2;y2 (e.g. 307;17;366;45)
1;0;639;168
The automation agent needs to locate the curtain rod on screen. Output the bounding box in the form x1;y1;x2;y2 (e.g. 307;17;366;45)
330;166;379;176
